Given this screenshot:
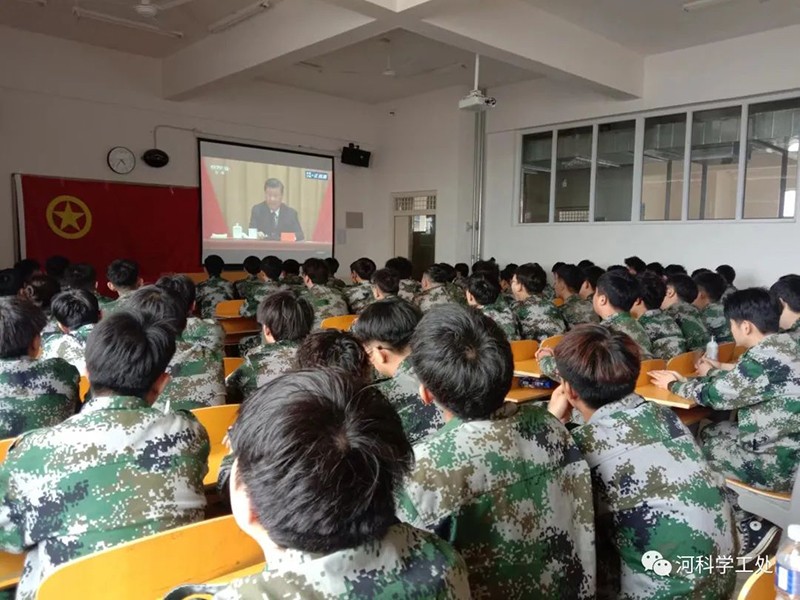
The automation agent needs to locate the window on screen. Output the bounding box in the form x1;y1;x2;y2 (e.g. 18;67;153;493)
642;114;686;221
554;126;592;222
520;132;552;223
595;120;635;222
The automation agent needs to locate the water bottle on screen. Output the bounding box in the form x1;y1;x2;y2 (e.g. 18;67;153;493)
232;223;243;239
705;336;718;362
776;524;800;599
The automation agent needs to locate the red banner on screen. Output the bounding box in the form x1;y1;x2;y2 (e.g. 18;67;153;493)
18;175;201;293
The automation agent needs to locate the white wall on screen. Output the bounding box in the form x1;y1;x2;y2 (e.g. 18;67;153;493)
484;24;800;286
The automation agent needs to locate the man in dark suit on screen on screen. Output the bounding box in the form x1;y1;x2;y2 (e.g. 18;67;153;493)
250;178;305;241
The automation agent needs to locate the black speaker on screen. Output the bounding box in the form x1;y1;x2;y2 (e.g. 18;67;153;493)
341;144;371;168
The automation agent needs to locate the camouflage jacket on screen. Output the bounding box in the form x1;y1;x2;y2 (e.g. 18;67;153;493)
560;294;600;329
195;276;234;319
375;359;444;444
226;340;299;404
234;275;262;300
301;285;350;330
0;395;208;600
787;320;800;343
41;323;94;376
414;285;460;313
702;302;734;343
602;312;654;360
344;282;375;315
239;280;286;318
92;291;113;309
101;292;133;316
41;315;61;340
281;275;305;287
541;284;556;301
512;295;566;341
665;301;711;351
327;276;347;290
184;317;225;355
479;302;521;341
398;279;422;303
671;333;800;491
397;403;596;599
210;523;470;599
572;394;736;600
0;357;79;439
638;309;687;361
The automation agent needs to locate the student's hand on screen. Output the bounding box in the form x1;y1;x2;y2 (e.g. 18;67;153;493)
547;385;572;424
695;358;717;377
649;370;686;390
536;347;554;361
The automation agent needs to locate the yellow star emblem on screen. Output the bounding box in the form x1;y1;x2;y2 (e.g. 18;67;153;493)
46;196;92;240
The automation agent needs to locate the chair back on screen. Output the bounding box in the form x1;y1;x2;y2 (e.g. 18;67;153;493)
223;358;244;378
191;405;239;487
320;315;357;331
0;438;15;464
79;376;90;403
737;557;776;599
215;300;245;319
0;551;24;591
636;359;667;387
717;341;736;363
733;345;747;361
510;340;539;362
666;350;702;377
540;335;564;350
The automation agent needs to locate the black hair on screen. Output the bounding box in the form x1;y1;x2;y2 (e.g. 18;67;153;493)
324;257;340;274
624;256;647;274
438;263;457;283
243;256;261;276
454;263;469;278
691;268;713;279
282;259;301;276
155;275;197;317
350;258;377;281
229;369;412;553
85;310;176;398
551;261;565;274
771;275;800;313
63;263;97;292
124;285;187;335
371;269;400;296
667;274;699;303
583;265;605;291
204;255;225;277
472;260;499;282
716;265;736;286
423;264;451;285
693;271;727;303
261;256;283;281
646;262;665;278
577;260;595;270
467;273;500;306
500;264;518;284
22;274;60;310
107;259;140;289
0;269;22;297
637;272;668;311
264;178;285;193
45;255;70;281
14;259;40;283
596;271;641;312
513;263;547;295
606;265;627;273
295;330;371;382
51;289;101;330
352;298;421;352
385;257;413;280
257;291;314;342
410;304;513;420
554;264;583;294
302;258;330;285
724;288;780;335
0;297;47;358
665;264;688;277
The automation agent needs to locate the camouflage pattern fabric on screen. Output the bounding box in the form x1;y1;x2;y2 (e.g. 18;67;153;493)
301;285;350;330
601;312;655;360
512;295;566;341
787;320;800;343
541;284;556;301
0;357;79;439
665;301;711;351
453;275;469;290
225;340;299;403
92;291;113;309
327;276;347;290
572;393;736;599
414;285;460;313
101;292;133;316
208;523;470;599
41;323;94;376
195;276;234;319
638;309;687;361
701;302;734;343
239;280;286;318
281;275;305;287
398;279;422;303
343;282;375;315
234;275;261;300
721;285;737;301
479;302;521;341
397;403;596;599
374;359;443;444
446;282;468;306
183;317;225;352
41;316;61;340
671;333;800;492
0;395;208;600
560;294;600;329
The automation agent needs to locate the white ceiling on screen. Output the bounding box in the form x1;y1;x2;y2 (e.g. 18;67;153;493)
523;0;800;54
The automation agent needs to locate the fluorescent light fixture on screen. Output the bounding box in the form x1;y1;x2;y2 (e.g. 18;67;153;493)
208;1;271;34
784;190;796;218
683;0;737;11
16;0;47;5
72;7;184;39
789;139;800;153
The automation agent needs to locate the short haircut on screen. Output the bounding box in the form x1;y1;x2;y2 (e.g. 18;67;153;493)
624;256;647;274
771;275;800;313
665;264;688;277
385;257;413;280
257;291;314;342
261;256;283;281
637;272;668;311
693;271;727;303
0;297;46;358
155;275;196;317
514;263;547;295
467;273;501;306
107;259;140;289
646;262;665;278
716;264;736;285
243;256;261;275
85;311;176;398
352;298;421;352
454;263;469;278
124;285;187;335
229;369;412;553
14;259;40;283
45;255;70;281
582;265;605;290
204;255;225;277
410;305;513;420
282;259;301;276
63;263;97;292
438;263;457;283
577;260;595;270
554;324;640;410
472;260;500;282
324;257;340;274
667;274;699;303
423;264;451;284
596;271;641;312
22;274;60;310
302;258;329;285
295;330;371;382
551;261;565;274
500;263;518;284
350;258;377;281
51;289;100;330
371;268;400;296
264;178;284;193
724;288;780;335
554;264;583;294
0;269;22;297
606;265;627;273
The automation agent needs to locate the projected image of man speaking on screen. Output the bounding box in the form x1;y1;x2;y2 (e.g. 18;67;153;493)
249;178;305;241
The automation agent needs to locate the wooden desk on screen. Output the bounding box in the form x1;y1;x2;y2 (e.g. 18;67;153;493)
513;359;543;378
506;387;552;403
0;551;23;590
205;562;265;585
635;385;696;409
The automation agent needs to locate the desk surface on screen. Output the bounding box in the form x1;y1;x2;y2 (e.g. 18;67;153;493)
513;359;543;378
506;387;552;403
205;562;265;585
635;385;696;409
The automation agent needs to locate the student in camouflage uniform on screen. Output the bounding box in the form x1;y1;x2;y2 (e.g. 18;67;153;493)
414;263;462;313
554;263;600;329
233;256;263;300
0;297;79;439
195;254;234;318
386;257;421;303
103;258;143;315
770;274;800;342
20;274;61;339
62;262;113;310
717;264;738;301
299;258;349;329
549;325;736;599
662;274;711;350
370;268;399;301
453;262;470;289
226;291;313;403
467;273;521;340
652;288;800;557
694;271;734;343
41;289;101;376
344;257;377;315
508;263;566;341
238;255;285;318
397;305;596;598
352;298;444;443
631;272;687;360
0;310;209;600
324;257;347;289
580;264;605;303
279;259;305;288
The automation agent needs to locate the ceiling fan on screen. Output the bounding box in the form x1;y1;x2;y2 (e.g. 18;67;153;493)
72;0;197;39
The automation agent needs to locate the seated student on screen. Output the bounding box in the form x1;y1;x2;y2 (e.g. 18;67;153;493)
591;271;654;359
41;289;101;376
467;273;521;340
662;274;711;351
665;263;688;277
352;298;443;443
195;254;234;319
624;256;647;276
190;369;469;599
651;288;800;557
20;274;61;338
344;257;377;315
294;329;372;382
104;258;143;314
397;305;595;598
233;255;262;301
717;264;737;300
239;256;285;318
580;265;605;302
13;259;40;284
693;271;734;343
541;262;561;301
63;262;112;309
499;263;517;301
0;297;79;438
631;272;687;360
554;263;600;329
0;310;209;600
44;255;70;285
157;275;225;353
414;263;461;313
771;274;800;341
547;325;736;599
0;269;22;297
646;261;665;279
300;258;349;329
386;256;421;302
325;257;346;289
227;291;313;403
453;262;469;289
371;267;399;300
280;258;304;287
126;285;225;412
510;263;566;341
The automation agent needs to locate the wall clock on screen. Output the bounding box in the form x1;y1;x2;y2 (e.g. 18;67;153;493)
107;146;136;175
